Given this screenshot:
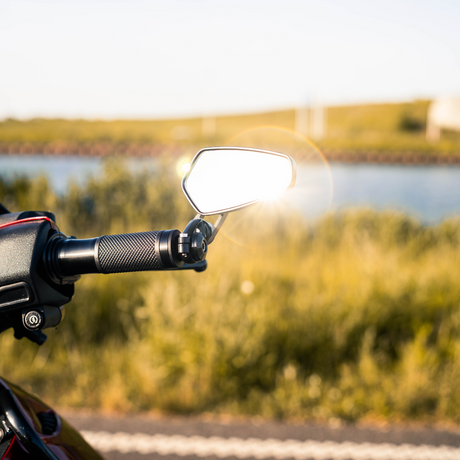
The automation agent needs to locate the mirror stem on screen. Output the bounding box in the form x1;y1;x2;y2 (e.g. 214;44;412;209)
206;213;228;244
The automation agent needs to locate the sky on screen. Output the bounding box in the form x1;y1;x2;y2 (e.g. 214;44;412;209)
0;0;459;119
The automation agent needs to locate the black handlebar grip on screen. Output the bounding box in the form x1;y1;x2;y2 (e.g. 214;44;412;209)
95;230;182;274
96;231;161;273
47;229;183;280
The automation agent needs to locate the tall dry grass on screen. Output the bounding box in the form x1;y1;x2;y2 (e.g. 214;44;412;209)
0;160;460;423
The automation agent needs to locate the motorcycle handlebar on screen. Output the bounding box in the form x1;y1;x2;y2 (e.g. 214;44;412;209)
46;229;186;280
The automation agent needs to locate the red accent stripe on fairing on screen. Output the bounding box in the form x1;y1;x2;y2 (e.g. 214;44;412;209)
1;435;16;460
0;217;57;232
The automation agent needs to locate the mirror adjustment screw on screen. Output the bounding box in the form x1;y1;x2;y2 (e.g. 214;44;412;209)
191;232;207;261
23;310;44;331
178;232;207;263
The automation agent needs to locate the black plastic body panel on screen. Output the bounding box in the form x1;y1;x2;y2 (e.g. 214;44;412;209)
0;283;32;310
0;203;9;215
0;219;73;313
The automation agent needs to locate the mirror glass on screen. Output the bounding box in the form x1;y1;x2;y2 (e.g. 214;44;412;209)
182;147;296;215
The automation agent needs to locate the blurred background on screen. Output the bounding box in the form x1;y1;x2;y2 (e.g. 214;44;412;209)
1;0;460;425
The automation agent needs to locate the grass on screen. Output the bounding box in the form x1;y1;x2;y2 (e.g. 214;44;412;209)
1;100;460;157
1;161;460;424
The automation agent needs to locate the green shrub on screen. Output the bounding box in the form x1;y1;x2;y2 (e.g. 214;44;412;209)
1;164;460;423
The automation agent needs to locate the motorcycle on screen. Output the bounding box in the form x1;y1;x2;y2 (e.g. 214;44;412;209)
0;146;296;459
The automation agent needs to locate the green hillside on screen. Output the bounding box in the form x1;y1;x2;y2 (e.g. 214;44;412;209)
1;100;460;159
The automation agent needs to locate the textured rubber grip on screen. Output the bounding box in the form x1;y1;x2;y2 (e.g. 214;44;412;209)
96;231;164;274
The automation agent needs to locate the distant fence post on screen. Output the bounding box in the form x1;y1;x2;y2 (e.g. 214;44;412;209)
295;106;309;138
295;101;327;141
311;100;326;141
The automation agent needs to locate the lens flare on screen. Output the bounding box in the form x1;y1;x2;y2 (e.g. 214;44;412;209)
261;187;285;201
221;126;333;248
176;156;192;178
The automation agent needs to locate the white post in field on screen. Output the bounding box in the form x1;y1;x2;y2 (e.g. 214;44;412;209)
295;105;309;138
311;100;327;141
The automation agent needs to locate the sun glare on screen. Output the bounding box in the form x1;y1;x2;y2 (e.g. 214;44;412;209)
183;148;293;215
176;157;191;178
261;188;285;202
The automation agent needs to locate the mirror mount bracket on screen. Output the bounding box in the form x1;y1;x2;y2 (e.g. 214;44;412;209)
178;213;228;264
178;219;213;264
192;212;228;244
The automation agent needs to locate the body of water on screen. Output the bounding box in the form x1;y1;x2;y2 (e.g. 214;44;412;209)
331;163;460;224
1;155;460;224
0;155;104;193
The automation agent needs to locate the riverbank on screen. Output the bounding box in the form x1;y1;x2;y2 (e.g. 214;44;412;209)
325;150;460;164
2;143;460;164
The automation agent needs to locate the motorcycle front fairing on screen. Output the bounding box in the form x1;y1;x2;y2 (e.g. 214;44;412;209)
0;377;103;460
